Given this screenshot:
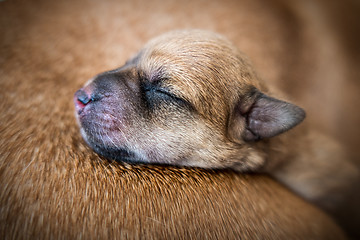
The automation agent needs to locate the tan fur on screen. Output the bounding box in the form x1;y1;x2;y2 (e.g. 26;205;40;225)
1;0;359;239
77;29;357;213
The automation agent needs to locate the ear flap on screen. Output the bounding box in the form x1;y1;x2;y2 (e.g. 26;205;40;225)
229;89;306;142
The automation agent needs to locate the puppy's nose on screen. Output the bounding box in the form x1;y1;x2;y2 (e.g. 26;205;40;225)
76;89;91;105
74;88;92;113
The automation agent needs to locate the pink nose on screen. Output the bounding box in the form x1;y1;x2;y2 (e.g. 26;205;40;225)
74;88;91;114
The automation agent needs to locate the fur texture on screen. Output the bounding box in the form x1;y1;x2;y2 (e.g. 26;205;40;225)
75;29;357;215
1;0;359;238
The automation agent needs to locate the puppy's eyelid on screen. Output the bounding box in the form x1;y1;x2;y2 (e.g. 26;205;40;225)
154;88;178;99
142;82;191;106
142;83;172;97
138;73;194;110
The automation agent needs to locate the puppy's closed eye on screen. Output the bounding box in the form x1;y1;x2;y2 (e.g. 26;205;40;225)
141;81;191;110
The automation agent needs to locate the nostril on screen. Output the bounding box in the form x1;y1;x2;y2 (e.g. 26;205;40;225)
76;90;91;105
78;94;90;105
74;89;93;114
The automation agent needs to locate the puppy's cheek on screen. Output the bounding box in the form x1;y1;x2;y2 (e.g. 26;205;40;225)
139;120;204;164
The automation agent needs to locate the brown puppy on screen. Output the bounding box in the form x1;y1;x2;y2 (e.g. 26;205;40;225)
74;30;358;212
3;0;359;238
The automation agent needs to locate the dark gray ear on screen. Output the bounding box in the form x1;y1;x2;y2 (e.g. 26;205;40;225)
229;90;306;142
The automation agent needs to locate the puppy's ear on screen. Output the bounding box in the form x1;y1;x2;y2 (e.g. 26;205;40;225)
228;88;306;142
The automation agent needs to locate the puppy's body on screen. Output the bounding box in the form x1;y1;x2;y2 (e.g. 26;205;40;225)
75;30;358;212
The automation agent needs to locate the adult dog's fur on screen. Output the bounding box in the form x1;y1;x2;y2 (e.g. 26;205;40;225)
1;0;359;239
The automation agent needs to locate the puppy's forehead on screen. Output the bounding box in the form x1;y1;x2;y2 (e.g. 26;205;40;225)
140;31;257;86
139;30;240;76
145;33;256;81
135;30;261;124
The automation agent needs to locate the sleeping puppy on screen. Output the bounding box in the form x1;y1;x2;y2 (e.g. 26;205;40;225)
74;29;358;212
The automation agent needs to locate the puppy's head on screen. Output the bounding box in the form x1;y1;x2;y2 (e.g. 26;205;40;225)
74;30;305;171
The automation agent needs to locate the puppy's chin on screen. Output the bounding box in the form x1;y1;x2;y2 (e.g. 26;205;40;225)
79;126;144;163
91;144;139;163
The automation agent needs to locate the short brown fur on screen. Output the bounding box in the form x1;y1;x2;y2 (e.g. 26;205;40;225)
1;0;360;238
75;29;358;213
